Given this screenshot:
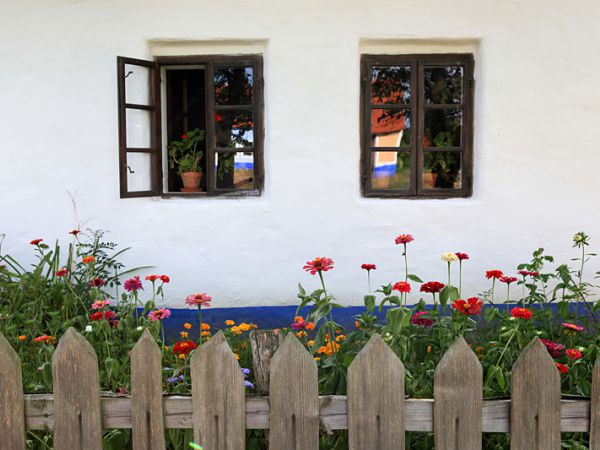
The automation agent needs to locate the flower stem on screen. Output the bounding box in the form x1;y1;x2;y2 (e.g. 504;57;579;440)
198;306;203;341
458;260;462;297
404;243;408;282
447;262;451;287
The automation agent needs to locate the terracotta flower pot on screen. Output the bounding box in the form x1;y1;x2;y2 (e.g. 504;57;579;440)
422;172;438;189
180;171;202;192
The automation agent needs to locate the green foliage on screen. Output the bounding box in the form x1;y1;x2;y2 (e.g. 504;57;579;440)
167;128;205;174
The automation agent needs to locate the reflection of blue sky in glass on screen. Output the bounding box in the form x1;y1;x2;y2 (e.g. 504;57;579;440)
214;152;254;169
232;130;253;147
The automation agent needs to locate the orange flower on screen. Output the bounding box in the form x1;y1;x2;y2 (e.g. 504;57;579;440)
82;256;95;264
239;323;251;332
34;335;56;344
294;316;304;323
233;353;240;360
317;341;340;357
296;331;307;338
201;323;211;331
307;340;315;346
510;307;533;320
183;323;192;329
231;326;242;335
18;335;26;341
180;331;189;338
225;320;235;326
201;331;211;337
305;322;315;330
355;321;361;329
336;335;346;342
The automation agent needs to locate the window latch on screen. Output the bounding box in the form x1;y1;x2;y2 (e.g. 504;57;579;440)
126;165;135;174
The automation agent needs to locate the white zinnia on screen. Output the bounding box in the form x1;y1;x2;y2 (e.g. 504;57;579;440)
441;252;459;263
85;325;93;332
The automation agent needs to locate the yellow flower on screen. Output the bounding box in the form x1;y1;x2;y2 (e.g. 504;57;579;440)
336;335;346;342
307;340;315;347
201;323;211;331
239;323;251;332
427;345;432;353
234;353;240;360
296;331;307;338
184;323;192;330
314;357;321;361
178;354;186;359
225;320;235;326
164;346;169;350
180;331;189;338
201;331;211;337
18;335;26;341
231;326;242;335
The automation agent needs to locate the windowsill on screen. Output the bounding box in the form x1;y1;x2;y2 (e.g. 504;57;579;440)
160;190;261;199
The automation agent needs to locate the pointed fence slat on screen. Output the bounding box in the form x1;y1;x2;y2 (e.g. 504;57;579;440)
131;329;165;450
510;337;561;450
0;332;25;450
434;336;482;450
191;330;245;450
347;334;405;450
590;359;600;450
269;333;319;450
52;327;102;450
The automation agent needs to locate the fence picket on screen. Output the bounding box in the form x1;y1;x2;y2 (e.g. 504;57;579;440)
191;330;245;450
0;332;25;450
131;329;166;450
434;336;482;450
52;327;102;450
347;333;405;450
590;359;600;450
269;333;319;450
510;336;561;450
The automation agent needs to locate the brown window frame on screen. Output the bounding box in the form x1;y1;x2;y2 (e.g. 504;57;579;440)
360;54;474;199
117;54;264;198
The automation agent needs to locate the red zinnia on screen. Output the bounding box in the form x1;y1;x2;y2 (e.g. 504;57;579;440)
394;234;414;245
145;274;160;282
303;257;334;275
566;349;582;360
540;338;565;358
181;134;188;140
452;297;483;316
361;263;377;271
555;362;568;374
215;113;223;122
455;252;469;260
420;281;445;294
411;311;433;327
510;307;533;320
90;311;104;321
485;270;503;279
160;274;170;283
393;281;411;293
89;277;105;287
30;239;43;245
499;276;517;284
173;340;198;355
69;229;80;236
55;268;68;277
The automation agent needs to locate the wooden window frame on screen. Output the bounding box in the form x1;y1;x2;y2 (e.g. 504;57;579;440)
117;54;264;198
360;54;474;199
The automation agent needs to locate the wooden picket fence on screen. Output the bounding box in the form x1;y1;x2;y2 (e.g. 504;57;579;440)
0;327;599;450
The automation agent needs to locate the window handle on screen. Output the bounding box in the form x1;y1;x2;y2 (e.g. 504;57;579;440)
126;165;135;174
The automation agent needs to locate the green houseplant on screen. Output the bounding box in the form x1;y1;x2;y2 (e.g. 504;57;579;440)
168;129;206;192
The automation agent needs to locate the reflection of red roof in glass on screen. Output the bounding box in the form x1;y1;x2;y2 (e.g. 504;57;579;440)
371;110;405;134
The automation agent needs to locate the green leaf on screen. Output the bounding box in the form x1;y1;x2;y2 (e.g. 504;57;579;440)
407;274;423;283
363;295;376;313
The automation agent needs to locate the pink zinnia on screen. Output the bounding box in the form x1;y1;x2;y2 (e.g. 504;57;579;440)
91;300;111;310
562;323;584;332
394;234;414;245
148;308;171;321
411;311;433;327
185;293;212;308
303;257;334;275
124;276;143;292
566;349;582;360
540;338;565;358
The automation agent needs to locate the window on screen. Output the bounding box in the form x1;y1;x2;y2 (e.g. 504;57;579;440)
361;54;474;198
117;55;264;198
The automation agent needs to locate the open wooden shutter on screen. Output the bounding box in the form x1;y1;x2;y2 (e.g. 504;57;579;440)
117;57;162;198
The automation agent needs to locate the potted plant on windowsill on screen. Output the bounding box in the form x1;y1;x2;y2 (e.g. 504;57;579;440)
168;129;206;192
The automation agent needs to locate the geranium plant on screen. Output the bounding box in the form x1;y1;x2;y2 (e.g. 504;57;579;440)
168;128;206;174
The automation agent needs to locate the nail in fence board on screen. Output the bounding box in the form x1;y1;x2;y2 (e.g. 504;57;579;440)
510;337;561;450
434;336;482;450
590;359;600;450
0;332;25;450
191;330;245;450
269;334;319;450
52;327;102;450
131;329;166;450
348;334;405;450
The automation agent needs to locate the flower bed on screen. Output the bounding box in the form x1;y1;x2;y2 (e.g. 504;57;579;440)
0;230;597;449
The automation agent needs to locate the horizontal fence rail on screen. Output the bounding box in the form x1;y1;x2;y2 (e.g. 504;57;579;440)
0;328;599;450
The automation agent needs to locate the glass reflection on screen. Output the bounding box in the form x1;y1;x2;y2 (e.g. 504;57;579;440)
215;110;254;148
215;67;253;105
424;66;463;104
215;152;255;190
370;151;410;190
424;110;462;147
371;109;411;147
371;66;411;104
423;151;462;190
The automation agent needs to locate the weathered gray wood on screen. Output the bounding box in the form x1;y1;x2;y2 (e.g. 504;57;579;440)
191;330;245;450
130;329;165;450
52;327;102;450
269;333;319;450
434;336;482;450
20;394;591;432
590;359;600;450
348;334;405;450
249;330;284;394
510;336;561;450
0;332;25;450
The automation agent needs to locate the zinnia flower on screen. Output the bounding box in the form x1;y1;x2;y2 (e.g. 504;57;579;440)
160;275;170;283
411;311;434;327
540;338;565;358
420;281;445;294
89;277;105;287
455;252;469;260
317;341;340;357
124;276;143;292
566;349;582;360
518;270;539;277
34;335;56;344
225;320;235;326
55;268;68;277
201;323;211;331
148;308;171;321
145;274;160;282
452;297;484;316
394;234;414;245
30;239;43;245
361;263;377;271
441;252;459;263
173;340;198;355
510;307;532;320
91;300;111;310
555;362;568;374
185;293;212;307
69;229;80;236
393;281;411;293
82;255;95;264
18;335;26;341
303;257;334;275
562;323;583;332
485;270;503;279
500;276;517;284
184;322;192;329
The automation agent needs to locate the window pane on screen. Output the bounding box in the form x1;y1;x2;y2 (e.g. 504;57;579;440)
371;109;411;147
424;66;463;104
215;110;253;148
124;64;151;105
423;151;462;190
126;108;152;148
215;152;255;190
424;109;462;147
371;151;410;190
371;66;411;104
126;152;153;192
215;67;253;105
